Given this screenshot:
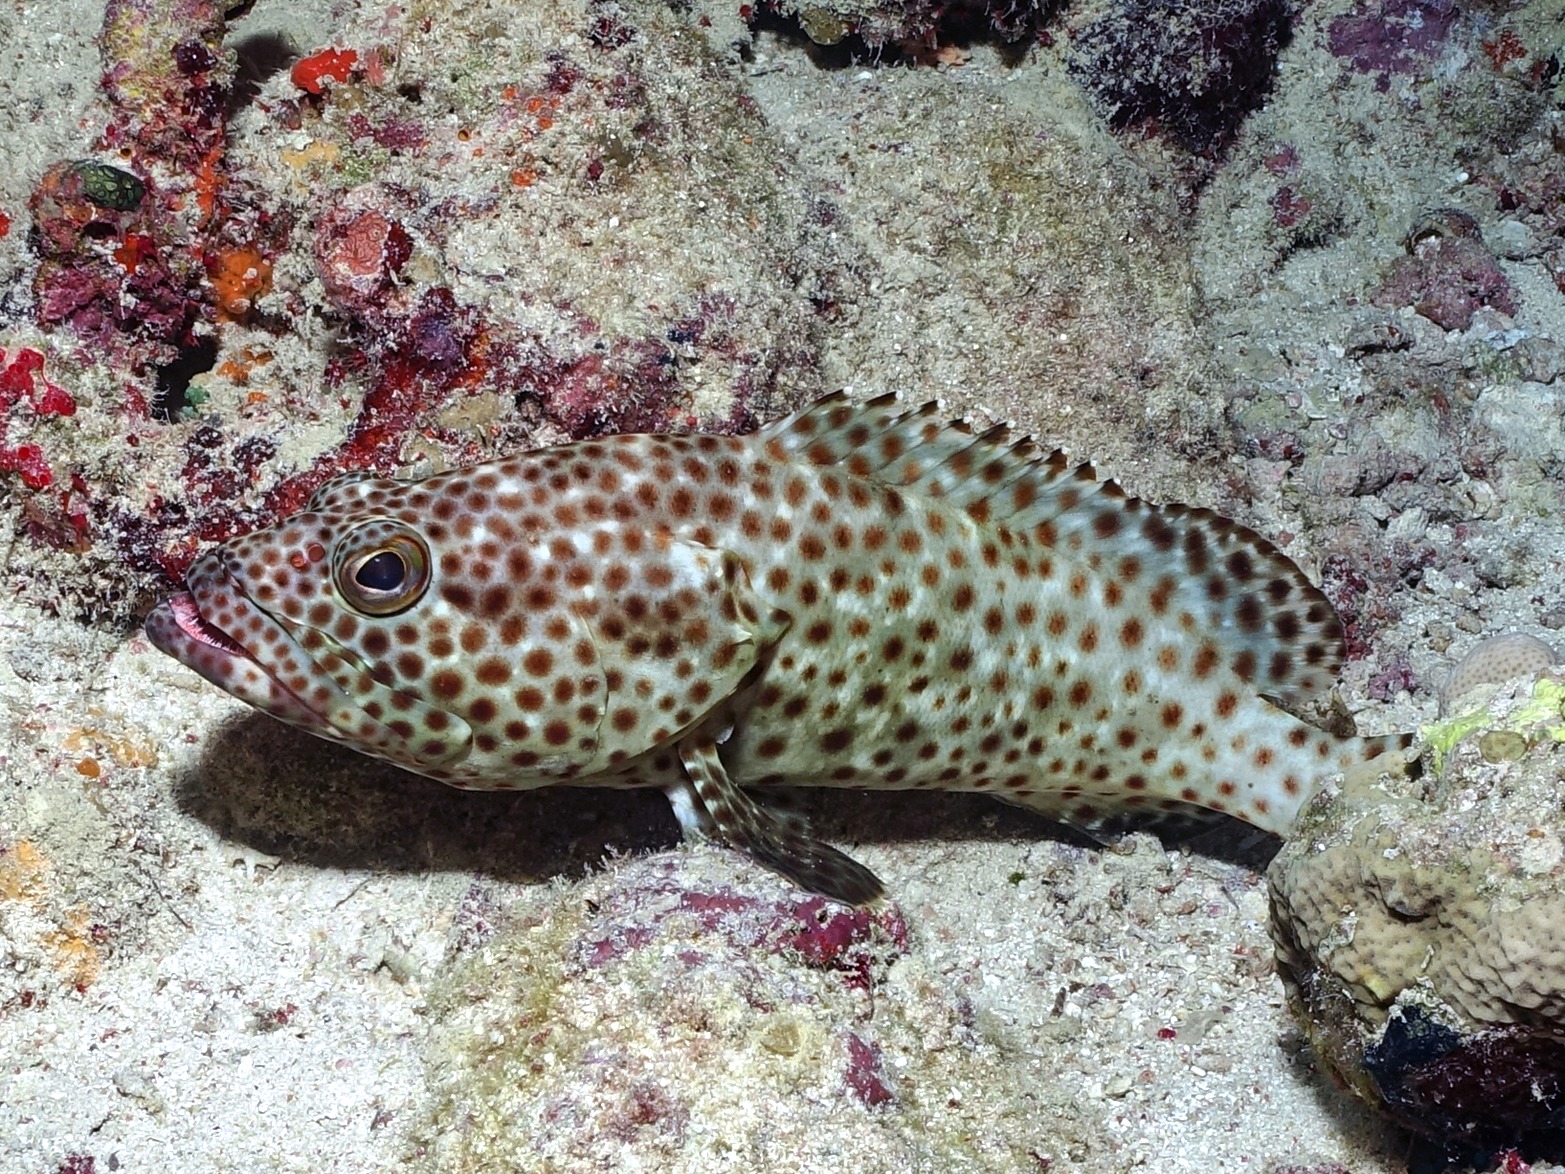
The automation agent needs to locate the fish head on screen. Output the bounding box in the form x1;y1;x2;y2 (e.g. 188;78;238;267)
143;467;620;784
149;442;791;788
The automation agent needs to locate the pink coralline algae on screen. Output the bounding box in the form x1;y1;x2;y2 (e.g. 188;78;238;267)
1372;236;1519;332
346;112;429;153
1366;655;1417;702
1320;541;1436;662
531;341;692;441
308;189;758;449
1320;554;1375;661
1269;186;1312;229
843;1031;894;1106
1328;0;1458;87
529;295;774;441
575;877;909;992
783;896;910;990
0;348;79;496
29;160;202;368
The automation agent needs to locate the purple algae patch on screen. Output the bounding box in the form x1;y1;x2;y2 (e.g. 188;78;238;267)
843;1031;894;1107
1269;185;1313;228
1366;654;1417;702
571;872;908;990
580;923;658;968
782;896;910;990
1328;0;1459;85
1371;236;1519;332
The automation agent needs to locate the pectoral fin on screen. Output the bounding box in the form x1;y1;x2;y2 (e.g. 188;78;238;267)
586;543;789;772
676;739;885;906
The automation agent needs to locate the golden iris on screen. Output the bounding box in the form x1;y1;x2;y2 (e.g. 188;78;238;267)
337;533;430;615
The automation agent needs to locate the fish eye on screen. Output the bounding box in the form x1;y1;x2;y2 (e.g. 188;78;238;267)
355;550;407;591
337;530;430;616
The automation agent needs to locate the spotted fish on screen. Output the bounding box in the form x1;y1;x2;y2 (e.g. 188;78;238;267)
145;393;1413;903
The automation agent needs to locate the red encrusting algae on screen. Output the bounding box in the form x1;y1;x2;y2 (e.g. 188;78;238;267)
291;47;360;95
0;348;78;493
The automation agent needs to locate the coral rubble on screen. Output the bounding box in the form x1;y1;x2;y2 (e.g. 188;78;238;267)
2;0;853;616
414;853;1045;1172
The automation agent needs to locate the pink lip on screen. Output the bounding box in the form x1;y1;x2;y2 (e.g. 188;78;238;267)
144;592;251;671
144;557;473;769
143;559;331;730
161;591;249;657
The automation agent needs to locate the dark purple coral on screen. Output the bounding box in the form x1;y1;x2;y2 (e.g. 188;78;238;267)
1363;1004;1565;1161
1068;0;1293;151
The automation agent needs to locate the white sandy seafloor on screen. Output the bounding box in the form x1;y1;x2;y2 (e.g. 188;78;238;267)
2;0;1564;1170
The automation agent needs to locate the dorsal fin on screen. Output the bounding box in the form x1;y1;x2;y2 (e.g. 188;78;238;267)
761;393;1345;708
1045;496;1347;707
764;392;1069;509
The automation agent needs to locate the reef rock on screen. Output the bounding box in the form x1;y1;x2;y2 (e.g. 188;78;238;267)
1268;659;1565;1160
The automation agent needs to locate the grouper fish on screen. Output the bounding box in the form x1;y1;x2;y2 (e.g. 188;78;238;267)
145;392;1413;903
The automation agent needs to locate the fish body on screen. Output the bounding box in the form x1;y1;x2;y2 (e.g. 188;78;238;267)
147;393;1411;901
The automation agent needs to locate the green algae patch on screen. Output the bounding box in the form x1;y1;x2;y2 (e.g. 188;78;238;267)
1421;710;1489;776
413;900;592;1172
1423;676;1565;774
1513;677;1565;741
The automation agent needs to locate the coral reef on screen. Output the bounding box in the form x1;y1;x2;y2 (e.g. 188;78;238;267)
2;0;854;615
413;853;1046;1172
756;0;1050;51
29;159;204;364
0;0;1247;622
1196;0;1565;697
1373;231;1521;333
99;0;232;173
758;0;1296;154
3;0;1565;1167
1326;0;1459;87
1269;663;1565;1163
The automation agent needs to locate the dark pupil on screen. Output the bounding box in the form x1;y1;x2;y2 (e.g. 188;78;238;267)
355;550;407;592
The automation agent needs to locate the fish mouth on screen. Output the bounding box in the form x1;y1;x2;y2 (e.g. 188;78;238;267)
145;553;471;767
154;591;250;657
145;568;331;732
